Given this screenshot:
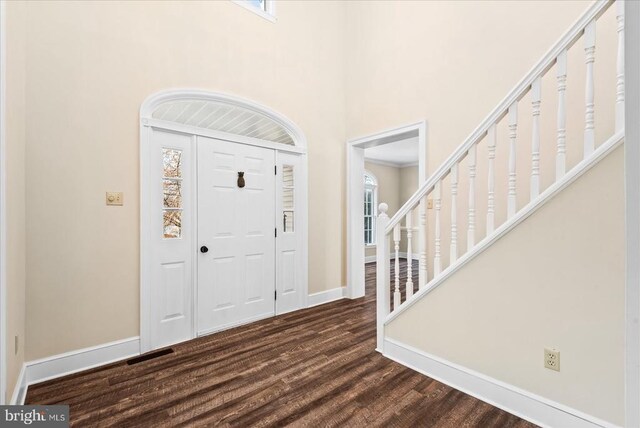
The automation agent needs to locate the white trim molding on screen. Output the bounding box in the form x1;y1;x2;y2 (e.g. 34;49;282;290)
364;158;419;169
25;337;140;386
9;337;141;406
384;337;619;428
307;287;346;308
9;364;26;405
347;120;428;300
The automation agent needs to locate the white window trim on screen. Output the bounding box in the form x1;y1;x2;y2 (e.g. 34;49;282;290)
232;0;276;23
364;171;378;247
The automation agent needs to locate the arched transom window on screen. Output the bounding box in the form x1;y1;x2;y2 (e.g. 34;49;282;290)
150;97;297;146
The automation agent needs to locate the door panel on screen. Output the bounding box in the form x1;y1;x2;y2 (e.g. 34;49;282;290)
197;137;276;335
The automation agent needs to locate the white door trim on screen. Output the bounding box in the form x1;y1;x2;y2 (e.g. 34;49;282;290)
346;121;427;299
140;90;308;354
0;0;7;405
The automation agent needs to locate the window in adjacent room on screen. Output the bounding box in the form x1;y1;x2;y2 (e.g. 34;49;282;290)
364;171;378;246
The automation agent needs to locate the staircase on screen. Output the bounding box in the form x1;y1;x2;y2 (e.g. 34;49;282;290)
375;0;625;352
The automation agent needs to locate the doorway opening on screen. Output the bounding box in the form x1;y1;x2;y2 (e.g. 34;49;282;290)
140;90;309;353
346;121;427;299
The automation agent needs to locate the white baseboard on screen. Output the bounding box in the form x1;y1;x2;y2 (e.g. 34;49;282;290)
307;287;346;308
365;252;419;264
9;363;27;405
26;336;140;387
383;337;618;428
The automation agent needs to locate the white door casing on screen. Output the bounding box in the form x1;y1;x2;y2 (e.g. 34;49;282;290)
197;137;276;335
346;121;427;299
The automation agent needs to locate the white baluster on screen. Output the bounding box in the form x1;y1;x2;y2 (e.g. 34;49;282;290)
393;224;401;310
508;103;518;219
418;199;427;289
376;203;390;351
450;164;458;264
584;21;596;157
467;144;477;251
487;124;497;234
616;1;625;132
531;77;541;199
434;181;442;276
556;50;567;181
405;213;414;300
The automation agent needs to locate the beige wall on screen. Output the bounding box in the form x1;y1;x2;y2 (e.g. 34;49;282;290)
386;146;625;425
399;166;418;205
347;0;618;281
5;0;27;399
23;0;346;360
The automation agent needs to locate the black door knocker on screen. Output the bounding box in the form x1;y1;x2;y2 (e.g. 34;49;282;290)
237;171;245;188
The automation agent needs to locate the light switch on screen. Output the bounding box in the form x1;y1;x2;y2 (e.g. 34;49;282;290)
106;192;123;206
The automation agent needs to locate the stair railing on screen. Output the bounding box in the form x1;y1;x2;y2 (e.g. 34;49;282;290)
376;0;624;351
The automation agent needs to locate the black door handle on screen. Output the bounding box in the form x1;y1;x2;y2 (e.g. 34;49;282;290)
200;246;209;254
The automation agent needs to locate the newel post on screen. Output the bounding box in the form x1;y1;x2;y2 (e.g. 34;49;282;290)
376;203;390;352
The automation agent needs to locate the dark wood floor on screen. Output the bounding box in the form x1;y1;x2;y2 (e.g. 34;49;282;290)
27;261;536;427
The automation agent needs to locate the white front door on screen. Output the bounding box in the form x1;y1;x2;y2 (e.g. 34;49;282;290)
197;136;276;335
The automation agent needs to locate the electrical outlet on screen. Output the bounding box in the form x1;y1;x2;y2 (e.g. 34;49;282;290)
106;192;123;206
14;335;18;355
544;348;560;371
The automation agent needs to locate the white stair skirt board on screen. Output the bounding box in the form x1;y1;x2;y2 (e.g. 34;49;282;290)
383;338;618;428
26;337;140;387
365;252;419;264
10;364;27;405
307;287;347;308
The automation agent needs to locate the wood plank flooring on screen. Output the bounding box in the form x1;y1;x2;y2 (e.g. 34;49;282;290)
26;261;536;427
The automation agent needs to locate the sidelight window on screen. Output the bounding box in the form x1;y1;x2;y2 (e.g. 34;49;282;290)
163;148;183;239
282;165;294;233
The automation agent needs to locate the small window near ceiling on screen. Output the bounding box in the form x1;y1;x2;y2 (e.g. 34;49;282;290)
364;172;378;246
233;0;276;22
